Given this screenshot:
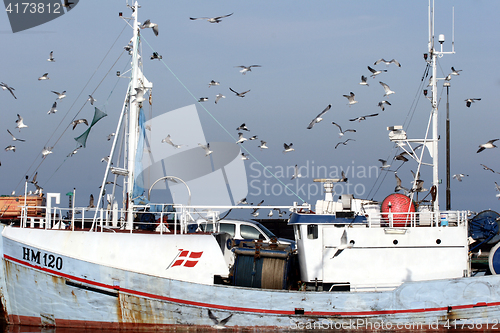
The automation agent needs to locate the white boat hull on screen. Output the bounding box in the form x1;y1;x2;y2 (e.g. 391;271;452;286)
2;225;500;329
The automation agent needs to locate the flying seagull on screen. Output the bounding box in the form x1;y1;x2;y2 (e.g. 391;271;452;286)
208;80;220;88
477;139;498;153
395;151;409;163
47;102;57;114
378;159;391;169
150;52;162;60
452;174;468;182
378;100;391;111
71;119;88;130
15;114;28;131
47;50;55;62
331;122;356;137
374;58;401;67
42;146;53;158
331;229;353;258
307;104;331;129
198;143;212;156
283;143;294;153
249;135;258;140
0;82;17;99
162;134;182;148
229;87;250;97
450;66;462;75
5;145;15;152
480;164;499;174
367;66;387;78
67;146;82;157
52;90;66;100
140;19;158;36
62;0;74;9
236;132;247;144
250;199;264;217
215;93;225;104
258;140;268;150
465;98;481;108
234;65;261;75
236;123;249;131
190;13;233;23
291;164;302;180
7;129;25;142
359;75;369;86
379;81;395;97
198;97;208;102
343;92;358;106
394;173;410;193
107;133;115;141
38;73;50;81
241;153;249;160
88;95;96;105
349;113;378;122
335;138;355;149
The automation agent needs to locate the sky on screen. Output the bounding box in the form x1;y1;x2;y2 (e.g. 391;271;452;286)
0;0;499;217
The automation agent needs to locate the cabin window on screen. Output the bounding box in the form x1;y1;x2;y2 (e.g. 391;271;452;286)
307;225;318;239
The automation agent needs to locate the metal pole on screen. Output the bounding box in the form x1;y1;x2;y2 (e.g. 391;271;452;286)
445;83;451;210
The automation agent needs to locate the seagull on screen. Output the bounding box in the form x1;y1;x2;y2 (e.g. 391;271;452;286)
162;135;182;148
0;82;17;99
477;139;499;153
140;19;158;36
7;129;25;142
5;145;15;152
71;119;88;130
150;52;162;60
198;143;212;156
465;98;481;108
15;114;27;131
234;65;261;75
378;159;391;169
330;229;354;258
47;50;55;62
291;164;302;180
42;146;53;158
267;210;274;217
38;73;50;81
340;171;348;183
47;102;57;114
101;156;110;163
237;198;248;205
444;74;452;81
331;122;356;137
241;153;249;160
229;87;250;97
30;172;38;187
67;146;82;157
349;113;378;122
450;66;462;75
190;13;233;23
250;199;264;217
335;138;355;149
394;173;409;193
283;143;294;153
453;174;468;182
88;95;96;105
132;87;146;104
495;182;500;199
107;133;115;141
52;90;66;100
480;164;499;173
208;80;220;88
367;66;387;78
249;135;258;140
198;97;208;102
258;140;268;150
62;0;74;9
88;194;95;209
379;81;395;97
374;58;401;67
343;92;358;106
307;104;331;129
378;100;391;111
208;310;232;329
236;123;249;131
411;179;427;193
215;93;225;104
359;75;369;86
236;132;247;144
395;151;409;162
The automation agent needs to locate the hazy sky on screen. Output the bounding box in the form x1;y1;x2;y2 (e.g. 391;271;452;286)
0;1;499;216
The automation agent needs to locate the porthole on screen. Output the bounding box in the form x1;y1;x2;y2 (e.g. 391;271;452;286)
393;240;398;245
436;239;441;244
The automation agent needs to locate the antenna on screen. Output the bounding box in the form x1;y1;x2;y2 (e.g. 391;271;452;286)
452;7;455;52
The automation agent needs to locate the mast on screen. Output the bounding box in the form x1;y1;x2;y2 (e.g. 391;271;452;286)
127;1;141;227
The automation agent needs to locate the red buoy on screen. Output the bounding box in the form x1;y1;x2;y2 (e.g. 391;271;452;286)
380;193;416;227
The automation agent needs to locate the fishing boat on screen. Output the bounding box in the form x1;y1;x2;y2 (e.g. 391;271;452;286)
1;1;500;330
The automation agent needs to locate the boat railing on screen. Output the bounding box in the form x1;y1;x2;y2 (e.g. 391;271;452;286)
365;209;468;228
17;201;308;234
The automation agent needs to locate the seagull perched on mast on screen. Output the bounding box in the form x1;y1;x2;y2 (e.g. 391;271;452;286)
140;19;159;36
234;65;261;75
190;13;233;23
0;82;17;99
307;104;331;129
477;139;498;153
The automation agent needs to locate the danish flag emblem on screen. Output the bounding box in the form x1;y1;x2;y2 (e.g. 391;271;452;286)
169;250;203;268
